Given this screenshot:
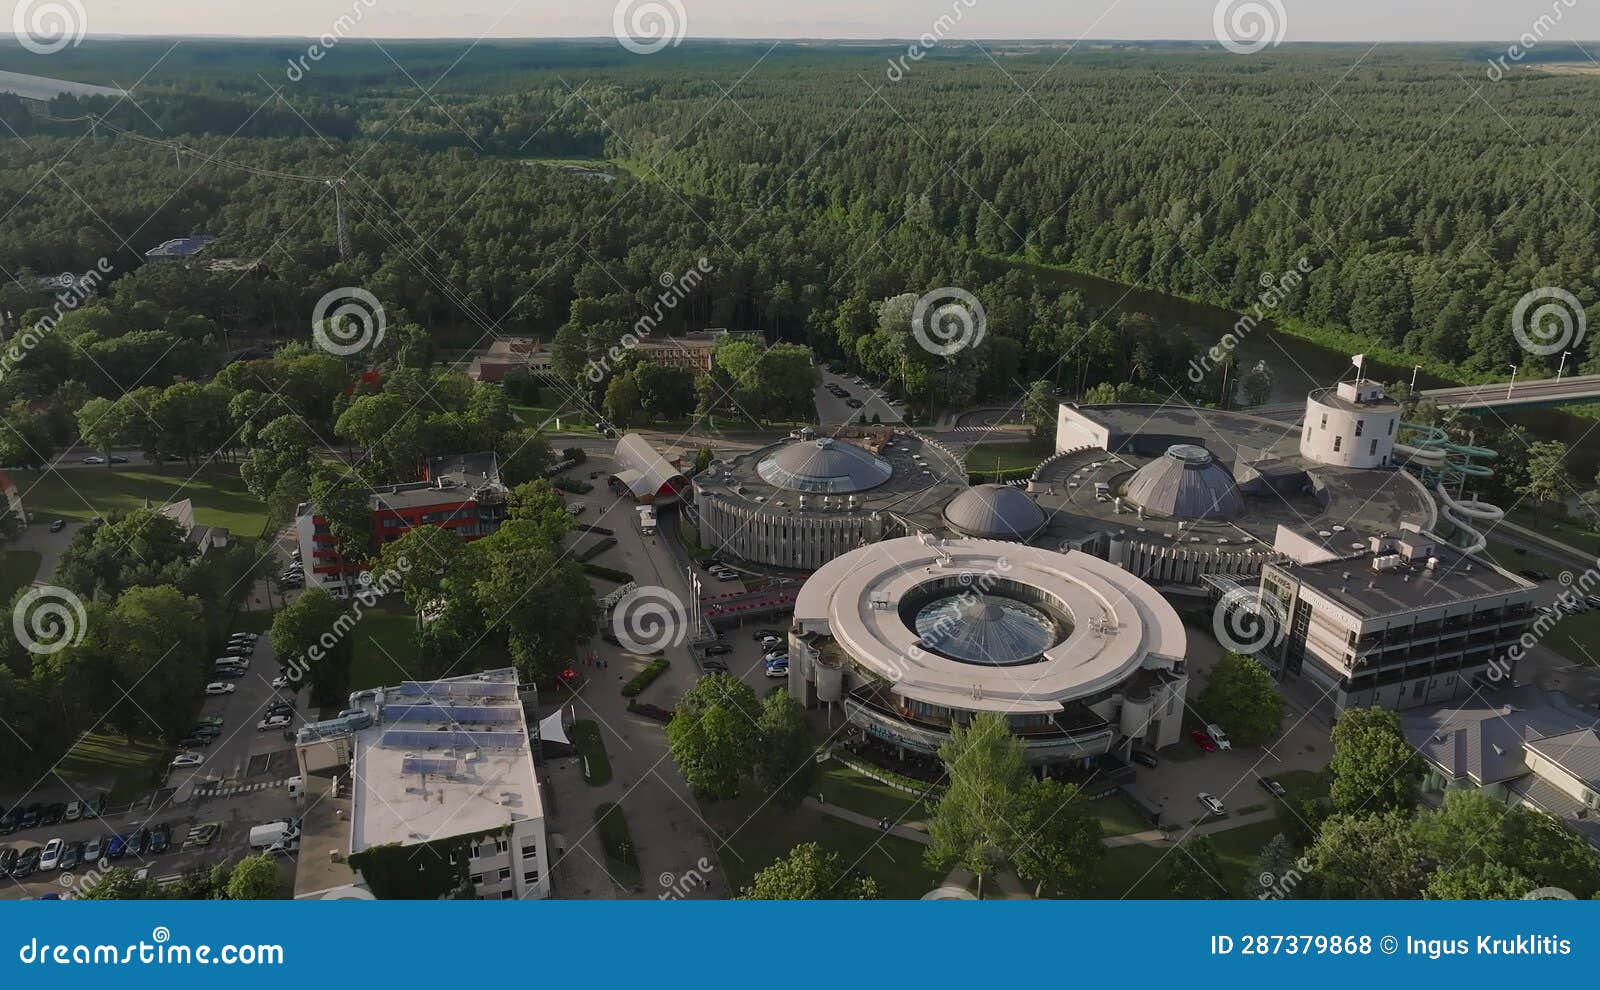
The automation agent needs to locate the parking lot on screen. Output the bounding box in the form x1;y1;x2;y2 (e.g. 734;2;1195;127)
813;368;903;425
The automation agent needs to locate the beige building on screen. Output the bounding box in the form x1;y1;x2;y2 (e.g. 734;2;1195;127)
636;329;760;374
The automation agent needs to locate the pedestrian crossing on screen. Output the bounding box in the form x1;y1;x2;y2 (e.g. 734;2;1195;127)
193;777;292;799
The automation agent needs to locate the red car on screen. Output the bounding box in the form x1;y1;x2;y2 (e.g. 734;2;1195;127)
1190;729;1217;752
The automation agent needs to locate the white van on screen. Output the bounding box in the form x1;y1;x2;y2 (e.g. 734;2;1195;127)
248;818;301;853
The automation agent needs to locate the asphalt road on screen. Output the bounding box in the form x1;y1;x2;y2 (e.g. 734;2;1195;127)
813;369;903;426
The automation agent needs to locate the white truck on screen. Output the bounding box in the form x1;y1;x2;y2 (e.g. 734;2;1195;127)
248;818;302;854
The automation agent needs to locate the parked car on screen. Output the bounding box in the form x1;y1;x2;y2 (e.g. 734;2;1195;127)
1205;724;1233;751
204;682;236;696
83;837;103;862
148;824;171;855
129;829;151;858
701;659;730;674
1130;750;1159;769
107;835;128;859
764;660;789;678
40;838;64;870
41;803;65;825
257;714;292;731
0;847;17;876
0;809;19;835
19;803;42;829
703;643;732;656
1258;776;1287;798
12;846;41;877
108;455;128;464
58;840;83;871
1198;792;1226;816
63;801;82;822
177;735;213;748
81;455;104;465
1190;730;1217;752
271;675;292;689
48;518;65;533
170;752;204;768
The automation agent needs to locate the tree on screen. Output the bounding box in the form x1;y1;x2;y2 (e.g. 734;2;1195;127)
1165;835;1226;898
1253;833;1299;897
739;842;880;900
603;370;644;427
54;509;193;600
99;585;208;736
715;339;819;423
270;587;353;706
1239;360;1275;406
495;427;554;486
463;519;593;680
1520;441;1574;506
1007;778;1104;897
241;415;317;503
924;711;1029;895
308;465;374;573
753;690;815;808
373;524;463;631
225;854;283;899
1304;812;1430;899
1328;707;1422;815
1197;652;1284;747
1500;805;1600;898
74;867;160;900
1021;379;1057;441
1424;860;1536;900
666;672;762;799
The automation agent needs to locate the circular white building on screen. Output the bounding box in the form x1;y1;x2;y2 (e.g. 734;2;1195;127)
787;535;1189;767
1299;380;1402;468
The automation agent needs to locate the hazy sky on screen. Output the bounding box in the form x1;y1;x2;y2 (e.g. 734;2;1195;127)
63;1;1600;43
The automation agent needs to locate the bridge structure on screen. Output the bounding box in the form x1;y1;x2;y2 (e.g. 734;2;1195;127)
1256;371;1600;419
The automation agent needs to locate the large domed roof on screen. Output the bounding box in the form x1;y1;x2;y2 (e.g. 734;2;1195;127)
756;438;893;494
1123;444;1244;520
942;484;1047;540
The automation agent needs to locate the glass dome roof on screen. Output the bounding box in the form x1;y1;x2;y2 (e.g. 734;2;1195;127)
913;593;1060;666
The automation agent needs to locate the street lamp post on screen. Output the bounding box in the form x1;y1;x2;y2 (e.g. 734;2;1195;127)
1558;351;1571;383
1507;364;1518;401
1411;364;1421;393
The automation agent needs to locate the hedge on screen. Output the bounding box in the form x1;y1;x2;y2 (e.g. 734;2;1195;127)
574;523;614;536
562;447;588;464
592;802;640;887
626;700;674;723
621;658;670;697
578;537;618;561
572;720;613;786
583;563;633;583
551;476;593;494
965;467;1035;485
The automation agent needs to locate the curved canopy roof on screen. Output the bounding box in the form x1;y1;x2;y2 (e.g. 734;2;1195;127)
612;433;689;503
1124;444;1244;520
942;483;1047;540
756;438;893;494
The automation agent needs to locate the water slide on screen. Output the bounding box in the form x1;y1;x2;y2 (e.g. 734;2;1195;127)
1391;423;1505;554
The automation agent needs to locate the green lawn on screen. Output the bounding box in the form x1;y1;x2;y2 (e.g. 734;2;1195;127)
56;730;170;803
817;763;929;822
593;802;641;887
10;465;267;535
1090;819;1283;899
964;438;1053;475
1483;538;1600;665
572;720;613;786
0;549;41;602
704;795;945;899
1507;507;1600;557
1090;793;1154;837
349;608;422;690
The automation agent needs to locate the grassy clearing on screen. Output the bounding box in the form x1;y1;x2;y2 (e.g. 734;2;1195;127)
704;793;944;899
0;549;41;602
572;720;613;786
1090;818;1283;899
964;438;1053;475
592;802;641;888
817;763;928;823
1483;538;1600;665
10;465;267;534
56;730;169;802
1507;507;1600;557
348;608;421;691
1090;793;1154;837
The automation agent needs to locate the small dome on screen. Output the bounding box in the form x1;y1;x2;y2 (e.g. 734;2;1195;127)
1124;444;1244;520
942;484;1047;540
757;437;892;494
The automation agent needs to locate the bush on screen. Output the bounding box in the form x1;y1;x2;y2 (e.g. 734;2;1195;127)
621;658;670;697
551;476;593;494
593;802;640;886
578;537;618;561
574;523;614;535
626;700;674;722
571;719;612;785
583;563;632;583
562;447;587;464
966;467;1035;485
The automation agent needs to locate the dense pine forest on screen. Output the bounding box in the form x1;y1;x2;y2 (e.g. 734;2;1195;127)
1;39;1598;418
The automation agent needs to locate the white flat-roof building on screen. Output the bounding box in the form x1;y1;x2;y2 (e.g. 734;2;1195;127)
788;535;1189;767
298;668;551;900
